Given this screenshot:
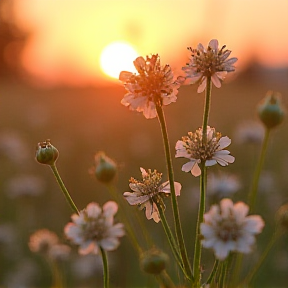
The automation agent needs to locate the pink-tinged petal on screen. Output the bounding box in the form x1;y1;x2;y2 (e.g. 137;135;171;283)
152;211;161;223
197;43;205;52
140;167;148;177
109;223;125;237
233;202;249;222
225;57;238;65
191;162;201;177
103;201;118;217
133;56;146;73
218;136;231;149
160;181;181;196
244;216;265;234
187;73;203;84
86;202;101;218
220;198;234;218
123;192;149;205
182;160;196;172
79;241;97;255
129;96;147;110
197;77;207;93
214;154;235;166
209;39;219;51
119;71;133;82
205;159;217;167
143;102;157;119
100;238;119;251
174;182;182;196
235;235;254;253
215;71;227;80
211;74;221;88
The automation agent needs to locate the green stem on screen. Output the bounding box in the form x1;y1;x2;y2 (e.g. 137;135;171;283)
156;105;193;282
219;260;228;288
202;77;212;144
50;164;79;214
158;203;188;278
248;128;270;212
157;270;176;288
49;260;63;288
193;165;207;287
100;247;109;288
243;229;282;286
205;259;220;285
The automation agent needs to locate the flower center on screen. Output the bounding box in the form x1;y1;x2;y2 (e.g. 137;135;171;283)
84;217;107;242
217;218;240;242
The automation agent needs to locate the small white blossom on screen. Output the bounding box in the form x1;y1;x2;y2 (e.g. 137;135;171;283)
200;198;265;260
119;54;183;119
175;126;235;177
124;168;181;223
182;39;237;93
64;201;125;255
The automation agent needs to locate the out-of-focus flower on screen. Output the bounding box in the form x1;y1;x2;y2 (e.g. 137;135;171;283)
124;168;181;223
207;172;241;197
258;91;285;129
35;139;59;165
29;229;59;255
92;151;117;183
200;198;264;260
234;121;264;145
119;54;183;119
183;39;237;93
176;126;234;177
64;201;125;255
48;244;71;261
4;174;45;199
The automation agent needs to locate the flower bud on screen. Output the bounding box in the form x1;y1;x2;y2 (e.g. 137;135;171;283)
36;139;59;165
257;91;285;129
93;152;117;183
275;203;288;230
140;249;169;274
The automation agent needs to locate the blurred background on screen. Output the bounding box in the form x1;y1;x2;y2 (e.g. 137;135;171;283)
0;0;288;287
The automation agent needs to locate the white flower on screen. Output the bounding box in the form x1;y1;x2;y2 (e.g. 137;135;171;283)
175;126;235;177
29;229;59;254
64;201;125;255
124;168;181;223
200;198;265;260
182;39;237;93
119;54;183;119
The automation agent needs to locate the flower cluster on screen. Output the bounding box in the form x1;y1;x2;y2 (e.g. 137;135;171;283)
200;198;264;260
119;54;182;119
175;126;235;176
64;201;125;255
182;39;238;93
124;168;181;222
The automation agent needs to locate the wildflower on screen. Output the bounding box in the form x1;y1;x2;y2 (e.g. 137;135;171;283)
183;39;237;93
123;168;181;223
200;198;264;260
119;54;182;119
258;91;285;129
29;229;59;255
92;151;117;183
175;126;234;177
64;201;125;255
35;139;59;165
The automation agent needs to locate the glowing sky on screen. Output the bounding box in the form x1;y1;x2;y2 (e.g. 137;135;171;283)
9;0;288;86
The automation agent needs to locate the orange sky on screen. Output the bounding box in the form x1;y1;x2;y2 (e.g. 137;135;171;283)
7;0;288;86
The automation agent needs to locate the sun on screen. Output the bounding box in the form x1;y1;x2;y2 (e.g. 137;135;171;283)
100;42;139;79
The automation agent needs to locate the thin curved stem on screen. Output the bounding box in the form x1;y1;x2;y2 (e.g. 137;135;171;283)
156;105;193;282
100;247;109;288
248;128;270;212
50;164;79;214
205;259;220;285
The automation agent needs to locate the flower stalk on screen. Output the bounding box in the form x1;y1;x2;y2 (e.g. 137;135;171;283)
101;247;109;288
156;105;193;282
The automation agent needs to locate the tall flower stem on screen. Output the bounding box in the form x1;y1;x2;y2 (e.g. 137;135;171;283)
158;204;189;279
202;77;212;143
193;164;207;287
50;164;79;214
248;128;271;212
100;247;109;288
243;229;282;286
156;105;193;282
205;259;220;285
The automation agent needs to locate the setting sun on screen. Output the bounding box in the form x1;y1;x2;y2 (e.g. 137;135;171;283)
100;42;139;79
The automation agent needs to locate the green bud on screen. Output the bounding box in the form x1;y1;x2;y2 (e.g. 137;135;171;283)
36;139;59;165
140;248;169;275
94;152;117;183
257;91;285;129
275;203;288;231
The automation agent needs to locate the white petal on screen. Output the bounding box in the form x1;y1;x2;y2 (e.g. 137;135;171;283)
220;198;234;218
215;71;227;80
123;192;149;205
119;71;133;82
197;77;207;93
86;202;101;218
233;202;249;223
211;74;221;88
218;136;231;149
214;240;234;260
205;159;217;167
143;102;157;119
140;167;148;177
209;39;219;51
244;216;265;234
103;201;118;217
100;238;119;251
182;160;196;172
133;56;146;72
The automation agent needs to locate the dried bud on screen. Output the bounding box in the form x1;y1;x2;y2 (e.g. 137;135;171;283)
140;249;169;274
94;152;117;183
258;91;285;129
36;139;59;165
276;203;288;230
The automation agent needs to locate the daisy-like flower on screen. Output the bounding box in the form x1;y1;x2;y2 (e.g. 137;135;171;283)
64;201;125;255
182;39;238;93
175;126;235;177
123;168;181;223
119;54;183;119
200;198;265;260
